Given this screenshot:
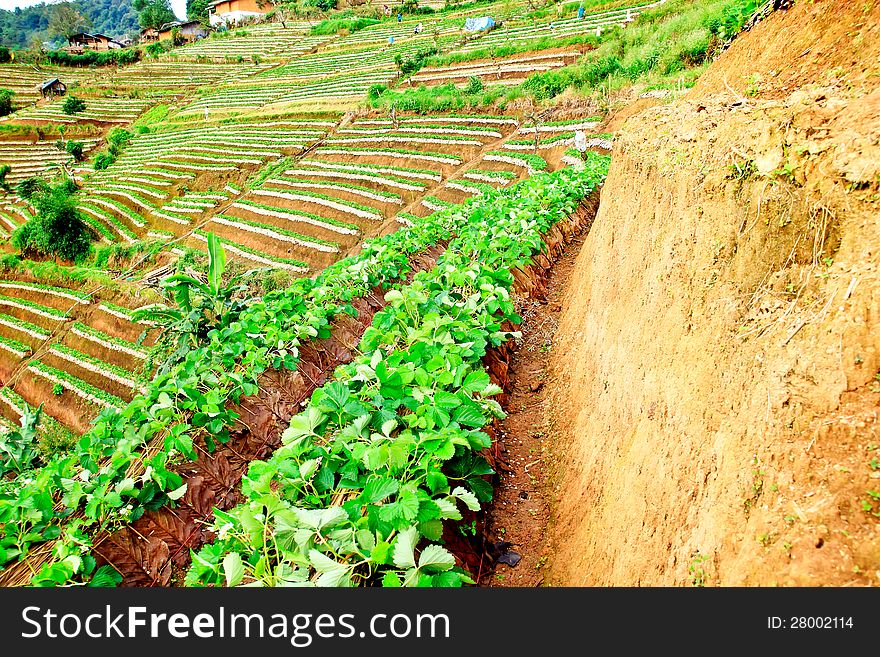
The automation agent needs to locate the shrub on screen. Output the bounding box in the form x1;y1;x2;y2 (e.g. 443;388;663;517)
62;96;86;115
0;254;20;269
303;0;337;10
93;153;115;170
0;89;14;117
45;48;140;67
65;140;85;161
0;164;10;191
464;76;484;94
310;16;379;36
107;127;134;152
367;84;387;100
16;177;50;200
395;47;438;77
12;178;94;263
523;69;572;100
0;46;10;64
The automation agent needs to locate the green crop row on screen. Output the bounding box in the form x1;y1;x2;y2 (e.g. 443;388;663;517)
186;154;611;588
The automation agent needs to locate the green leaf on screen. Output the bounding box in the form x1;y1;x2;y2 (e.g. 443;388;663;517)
382;572;402;587
418;544;455;572
206;232;227;295
452;486;480;512
392;526;418;569
418;519;443;541
435;498;462;520
362;477;399;504
223;552;245;587
461;370;490;393
309;550;351;587
434;390;462;410
453;404;485;428
371;541;391;565
87;565;122;588
166;483;187;501
426;471;448;494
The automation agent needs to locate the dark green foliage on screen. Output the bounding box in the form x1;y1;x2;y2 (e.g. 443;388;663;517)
0;404;42;476
132;0;175;31
0;1;139;50
369;81;509;114
187;0;212;23
0;164;10;191
0;46;10;62
145;38;173;57
65;140;84;161
91;127;133;170
134;234;256;373
62;96;86;115
310;16;379;36
108;127;134;151
464;76;483;95
303;0;338;12
0;88;13;117
16;176;50;201
93;153;115;170
12;178;94;263
45;47;140;67
367;84;387;101
395;47;438;77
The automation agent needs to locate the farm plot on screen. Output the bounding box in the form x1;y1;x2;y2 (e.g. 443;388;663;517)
79;122;332;239
256;42;435;82
185;69;397;114
0;289;155;435
0;65;84;108
408;50;581;87
314;114;518;220
0;138;98;184
13;97;153;125
453;1;663;53
175;24;326;62
83;60;272;96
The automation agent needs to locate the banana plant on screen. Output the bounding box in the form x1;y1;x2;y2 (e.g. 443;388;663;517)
134;233;262;372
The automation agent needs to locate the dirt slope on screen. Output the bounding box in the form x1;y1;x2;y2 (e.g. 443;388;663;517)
546;0;880;586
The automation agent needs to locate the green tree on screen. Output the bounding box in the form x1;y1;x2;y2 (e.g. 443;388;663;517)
48;3;91;41
65;140;85;161
0;88;13;116
0;46;10;63
62;95;86;115
0;164;11;192
187;0;211;23
12;178;94;263
132;0;175;31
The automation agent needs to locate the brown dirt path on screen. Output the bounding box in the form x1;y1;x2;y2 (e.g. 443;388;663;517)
482;219;595;587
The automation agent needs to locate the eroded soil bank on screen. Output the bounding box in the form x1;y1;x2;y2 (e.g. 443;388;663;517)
542;0;880;586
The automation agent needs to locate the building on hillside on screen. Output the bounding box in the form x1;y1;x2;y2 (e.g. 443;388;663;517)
38;78;67;97
140;27;160;43
67;32;125;52
207;0;269;27
158;20;210;42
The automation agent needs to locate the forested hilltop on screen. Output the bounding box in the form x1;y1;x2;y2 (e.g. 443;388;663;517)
0;0;139;49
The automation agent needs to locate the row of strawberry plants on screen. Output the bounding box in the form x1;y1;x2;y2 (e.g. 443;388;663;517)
185;155;610;587
0;179;477;584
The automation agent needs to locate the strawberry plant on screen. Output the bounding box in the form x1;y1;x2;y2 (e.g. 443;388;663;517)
186;157;609;587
